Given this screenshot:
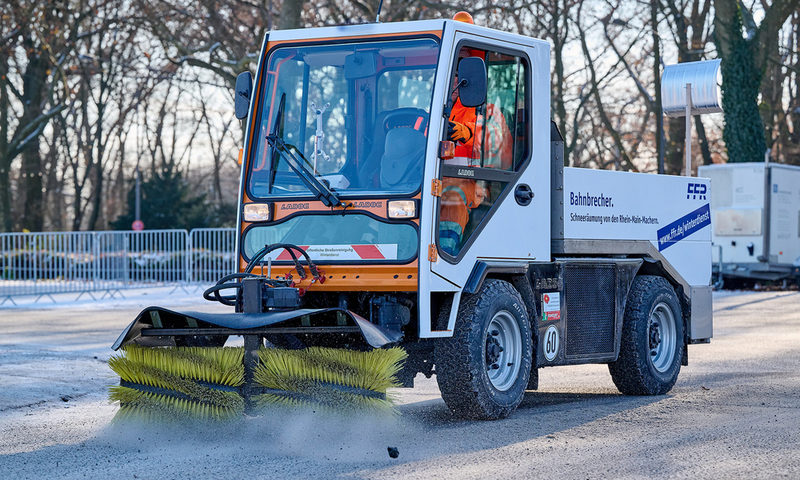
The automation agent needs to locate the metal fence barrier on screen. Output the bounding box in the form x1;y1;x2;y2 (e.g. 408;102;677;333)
0;228;236;304
189;228;238;285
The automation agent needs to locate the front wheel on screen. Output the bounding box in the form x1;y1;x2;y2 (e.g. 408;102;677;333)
609;275;684;395
435;279;532;420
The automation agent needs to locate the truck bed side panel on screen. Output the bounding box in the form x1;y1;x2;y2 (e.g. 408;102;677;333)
556;167;712;288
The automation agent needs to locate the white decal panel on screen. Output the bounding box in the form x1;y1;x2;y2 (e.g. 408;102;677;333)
267;244;398;261
542;293;561;322
561;168;712;286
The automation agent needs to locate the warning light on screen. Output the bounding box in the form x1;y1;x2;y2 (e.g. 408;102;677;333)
453;11;474;24
438;140;455;160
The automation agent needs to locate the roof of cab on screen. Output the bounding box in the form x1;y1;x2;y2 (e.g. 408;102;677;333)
266;19;548;50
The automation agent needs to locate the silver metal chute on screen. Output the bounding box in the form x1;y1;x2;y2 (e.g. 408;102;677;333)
661;59;722;117
660;59;723;176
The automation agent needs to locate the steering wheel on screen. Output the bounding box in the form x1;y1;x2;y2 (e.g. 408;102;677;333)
380;108;429;134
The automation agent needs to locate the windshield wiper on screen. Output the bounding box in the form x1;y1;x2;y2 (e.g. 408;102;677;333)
266;94;286;194
265;94;342;208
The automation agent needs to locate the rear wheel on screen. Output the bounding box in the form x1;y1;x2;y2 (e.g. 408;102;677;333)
435;280;532;420
609;275;684;395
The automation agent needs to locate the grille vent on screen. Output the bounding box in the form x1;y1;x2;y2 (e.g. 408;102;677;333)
564;264;616;357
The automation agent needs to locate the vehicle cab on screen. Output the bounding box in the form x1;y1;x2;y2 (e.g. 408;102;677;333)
234;18;551;340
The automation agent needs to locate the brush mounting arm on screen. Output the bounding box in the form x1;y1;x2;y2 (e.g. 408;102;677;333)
111;306;402;350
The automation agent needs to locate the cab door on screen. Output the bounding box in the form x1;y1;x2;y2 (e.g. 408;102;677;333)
429;31;551;287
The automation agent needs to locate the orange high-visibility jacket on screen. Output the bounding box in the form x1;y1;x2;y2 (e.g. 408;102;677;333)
440;100;512;241
449;99;512;169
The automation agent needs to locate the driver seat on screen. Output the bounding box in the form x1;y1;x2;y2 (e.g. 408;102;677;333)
355;108;428;189
380;128;427;189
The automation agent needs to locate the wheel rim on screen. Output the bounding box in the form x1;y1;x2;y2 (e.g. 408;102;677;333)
648;301;677;373
485;310;522;391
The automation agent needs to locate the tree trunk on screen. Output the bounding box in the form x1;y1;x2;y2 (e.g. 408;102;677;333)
695;115;713;165
713;0;766;162
651;0;665;173
551;0;569;165
0;52;11;232
19;46;48;231
44;116;64;230
665;117;684;174
87;92;106;231
278;0;304;29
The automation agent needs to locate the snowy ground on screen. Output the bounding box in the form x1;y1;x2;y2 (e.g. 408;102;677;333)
1;290;799;479
0;285;210;309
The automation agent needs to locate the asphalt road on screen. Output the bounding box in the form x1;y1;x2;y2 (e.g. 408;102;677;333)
1;289;799;479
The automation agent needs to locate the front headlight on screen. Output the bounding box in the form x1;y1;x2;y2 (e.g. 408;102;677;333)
387;200;417;219
243;203;272;222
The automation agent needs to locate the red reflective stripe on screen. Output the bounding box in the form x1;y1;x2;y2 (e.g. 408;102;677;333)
414;116;424;130
352;244;385;259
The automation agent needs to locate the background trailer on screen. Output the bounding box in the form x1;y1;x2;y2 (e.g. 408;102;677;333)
699;162;800;284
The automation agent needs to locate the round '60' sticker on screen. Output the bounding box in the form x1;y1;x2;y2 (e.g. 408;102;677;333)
543;325;559;362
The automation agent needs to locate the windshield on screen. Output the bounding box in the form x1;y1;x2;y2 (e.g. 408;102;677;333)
248;38;439;199
243;214;418;263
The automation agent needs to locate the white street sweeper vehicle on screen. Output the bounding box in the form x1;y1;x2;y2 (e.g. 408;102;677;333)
112;13;713;420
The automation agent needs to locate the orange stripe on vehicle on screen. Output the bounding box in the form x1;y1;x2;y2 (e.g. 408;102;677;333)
247;264;418;292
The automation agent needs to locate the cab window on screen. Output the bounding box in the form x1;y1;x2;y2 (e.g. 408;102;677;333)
437;45;530;258
247;38;440;199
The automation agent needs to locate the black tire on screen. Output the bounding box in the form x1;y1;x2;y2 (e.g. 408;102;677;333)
435;279;532;420
609;275;684;395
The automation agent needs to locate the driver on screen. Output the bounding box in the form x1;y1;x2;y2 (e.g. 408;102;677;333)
439;48;512;255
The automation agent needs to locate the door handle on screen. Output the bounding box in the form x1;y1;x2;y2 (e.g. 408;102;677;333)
514;184;534;206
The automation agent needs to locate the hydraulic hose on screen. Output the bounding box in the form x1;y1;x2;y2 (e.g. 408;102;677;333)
203;243;321;307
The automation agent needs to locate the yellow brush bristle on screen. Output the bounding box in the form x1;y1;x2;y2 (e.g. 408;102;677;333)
108;344;408;418
108;345;245;421
253;346;407;412
109;345;244;386
110;385;243;421
256;347;407;392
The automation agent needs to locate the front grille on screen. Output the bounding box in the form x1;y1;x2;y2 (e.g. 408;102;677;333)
564;264;615;357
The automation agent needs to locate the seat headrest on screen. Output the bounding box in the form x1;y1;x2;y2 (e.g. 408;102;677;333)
380;128;426;187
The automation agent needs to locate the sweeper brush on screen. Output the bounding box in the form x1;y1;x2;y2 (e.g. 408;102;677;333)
108;346;246;421
253;347;407;411
108;344;407;420
109;243;410;420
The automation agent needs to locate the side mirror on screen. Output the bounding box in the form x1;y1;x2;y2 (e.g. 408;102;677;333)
456;57;487;108
234;71;253;120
